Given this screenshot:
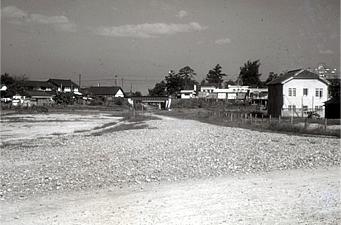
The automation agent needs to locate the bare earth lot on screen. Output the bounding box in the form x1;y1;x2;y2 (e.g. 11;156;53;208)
0;112;340;224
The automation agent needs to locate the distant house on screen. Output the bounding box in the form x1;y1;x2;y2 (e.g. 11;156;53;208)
180;84;197;99
248;88;268;106
25;90;55;106
20;80;54;92
86;86;125;100
198;86;216;98
47;79;81;94
213;85;249;100
180;90;196;99
267;69;329;118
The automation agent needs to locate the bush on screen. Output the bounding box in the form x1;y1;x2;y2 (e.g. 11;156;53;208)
113;97;124;105
53;92;75;105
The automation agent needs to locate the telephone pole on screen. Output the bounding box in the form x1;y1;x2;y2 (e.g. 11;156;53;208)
114;75;118;86
78;74;81;88
121;78;124;88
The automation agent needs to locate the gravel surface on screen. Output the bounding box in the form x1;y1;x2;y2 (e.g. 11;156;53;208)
0;114;340;201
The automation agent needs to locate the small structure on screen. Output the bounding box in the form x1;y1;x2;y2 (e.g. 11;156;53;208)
325;98;340;119
180;90;196;99
198;86;216;98
86;86;125;101
267;69;329;118
248;88;268;106
25;90;55;106
48;79;81;94
129;96;171;110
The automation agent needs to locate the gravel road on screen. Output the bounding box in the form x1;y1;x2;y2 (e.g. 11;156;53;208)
0;114;340;201
1;167;340;225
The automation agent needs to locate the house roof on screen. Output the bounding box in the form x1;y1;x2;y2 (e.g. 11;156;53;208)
87;86;124;96
20;80;54;88
25;90;55;97
48;79;79;88
267;69;330;85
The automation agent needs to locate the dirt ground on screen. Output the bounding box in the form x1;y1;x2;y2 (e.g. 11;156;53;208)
1;167;340;225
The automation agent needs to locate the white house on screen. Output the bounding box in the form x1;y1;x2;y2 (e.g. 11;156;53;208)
180;90;196;99
268;69;329;117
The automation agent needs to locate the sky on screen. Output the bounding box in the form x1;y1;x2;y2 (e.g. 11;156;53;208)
1;0;340;93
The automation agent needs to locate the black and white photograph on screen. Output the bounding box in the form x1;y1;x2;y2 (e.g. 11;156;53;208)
0;0;340;224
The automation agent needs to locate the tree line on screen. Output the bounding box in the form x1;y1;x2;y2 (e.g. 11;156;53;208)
149;60;280;96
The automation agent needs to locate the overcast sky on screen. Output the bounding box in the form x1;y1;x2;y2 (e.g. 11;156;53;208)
1;0;340;93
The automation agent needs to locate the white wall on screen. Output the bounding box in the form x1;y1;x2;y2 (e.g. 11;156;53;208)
282;79;328;117
115;89;125;97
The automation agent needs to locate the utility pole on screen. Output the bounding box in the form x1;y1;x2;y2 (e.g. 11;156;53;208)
78;74;81;88
121;78;124;88
130;83;133;95
114;75;118;86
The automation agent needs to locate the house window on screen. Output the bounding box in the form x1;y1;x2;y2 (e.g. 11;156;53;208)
303;88;308;96
315;88;323;97
288;88;296;96
303;105;308;111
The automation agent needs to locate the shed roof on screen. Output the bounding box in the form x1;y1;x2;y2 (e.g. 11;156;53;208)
87;86;123;96
48;79;79;88
20;80;54;88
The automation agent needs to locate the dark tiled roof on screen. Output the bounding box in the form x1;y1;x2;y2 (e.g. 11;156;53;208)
20;80;54;88
267;69;302;85
267;69;330;85
48;79;79;88
25;90;55;97
87;86;124;96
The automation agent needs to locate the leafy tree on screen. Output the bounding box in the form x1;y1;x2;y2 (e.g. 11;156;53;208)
132;91;142;97
239;60;262;87
148;81;167;96
177;66;198;90
149;66;198;97
0;73;26;97
265;72;279;84
205;64;226;88
224;79;236;88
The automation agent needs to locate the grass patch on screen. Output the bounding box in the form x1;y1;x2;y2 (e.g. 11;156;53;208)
157;108;340;138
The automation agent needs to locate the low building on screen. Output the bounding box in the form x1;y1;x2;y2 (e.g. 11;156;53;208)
180;90;196;99
25;90;55;106
267;69;329;118
20;80;54;92
48;79;81;95
325;98;340;119
86;86;125;101
248;88;268;106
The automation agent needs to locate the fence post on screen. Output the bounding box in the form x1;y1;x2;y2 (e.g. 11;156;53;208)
269;115;272;124
261;114;264;123
279;116;281;124
230;113;233;122
290;116;293;124
304;118;308;129
250;113;252;124
324;118;328;131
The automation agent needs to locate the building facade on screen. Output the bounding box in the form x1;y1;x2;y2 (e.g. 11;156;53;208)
268;69;329;118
